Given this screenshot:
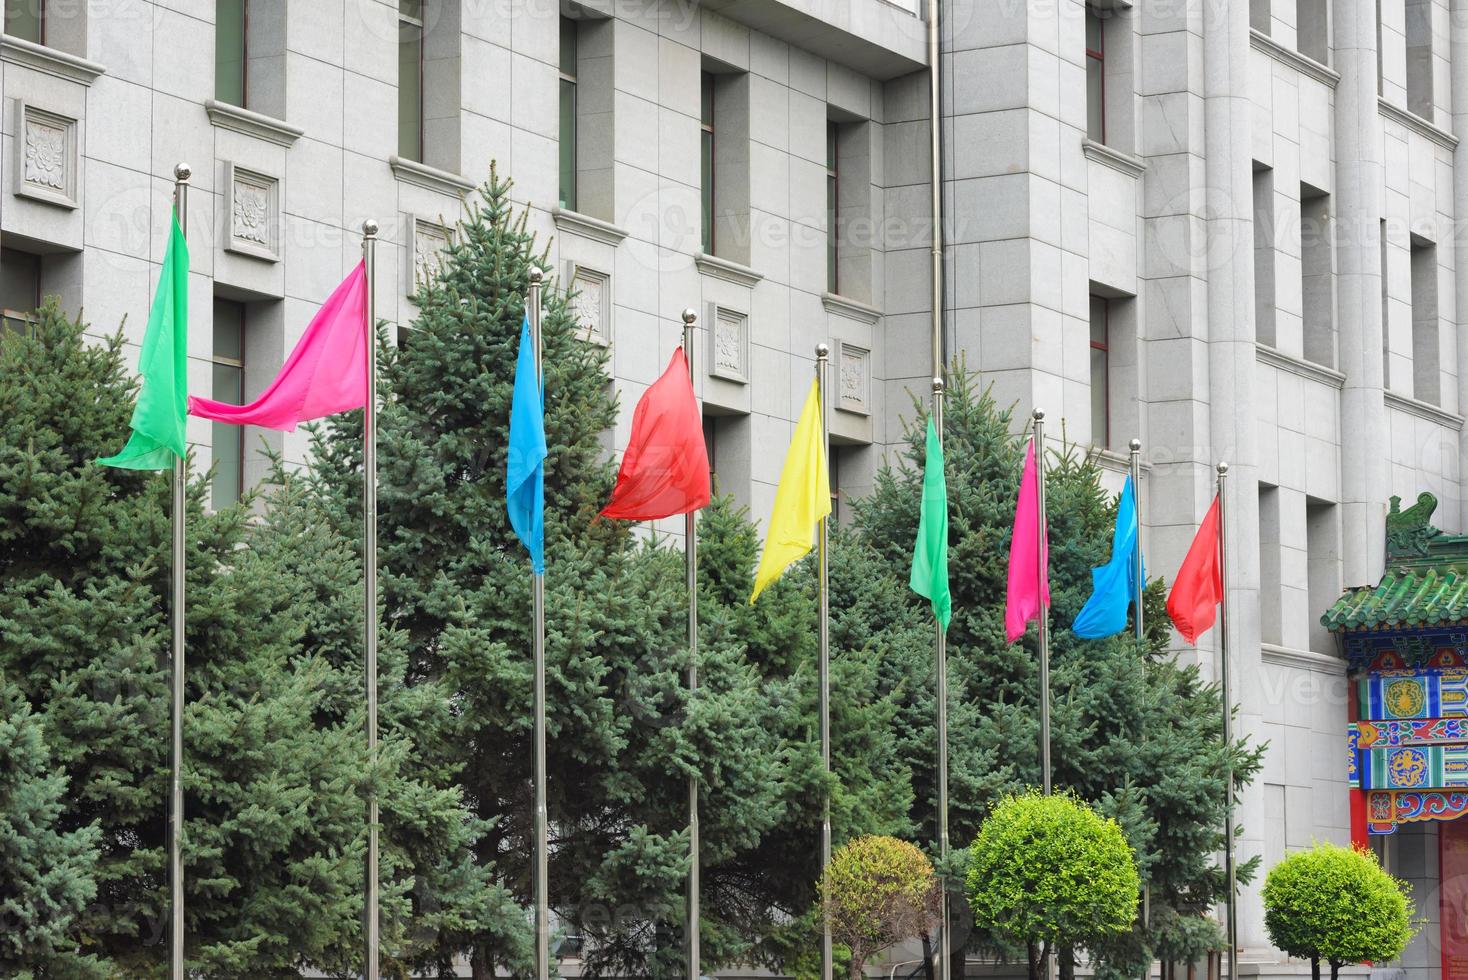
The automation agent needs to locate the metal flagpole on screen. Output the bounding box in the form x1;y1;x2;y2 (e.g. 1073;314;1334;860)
1216;461;1237;980
1130;439;1150;980
169;160;190;980
683;308;702;980
932;377;949;980
361;218;381;980
1033;408;1050;796
816;342;833;980
529;266;550;980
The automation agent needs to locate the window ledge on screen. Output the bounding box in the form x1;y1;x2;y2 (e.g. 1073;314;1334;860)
1255;344;1346;389
821;292;882;324
1081;139;1146;178
204;100;303;147
1261;643;1345;675
1384;390;1465;431
694;252;763;288
1378;98;1459;150
552;207;628;247
1091;447;1152;476
1248;29;1339;88
0;34;104;85
388;155;476;197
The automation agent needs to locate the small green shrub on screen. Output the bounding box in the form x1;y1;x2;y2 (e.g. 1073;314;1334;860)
820;835;940;980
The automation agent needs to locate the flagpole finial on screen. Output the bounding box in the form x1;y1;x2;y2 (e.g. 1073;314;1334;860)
1130;438;1142;452
932;376;944;394
362;219;379;239
816;343;830;360
1217;461;1229;475
529;266;544;286
682;308;697;325
1032;408;1045;422
173;162;191;182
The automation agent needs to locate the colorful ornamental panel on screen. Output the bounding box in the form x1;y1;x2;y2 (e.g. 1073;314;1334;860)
1357;718;1468;747
1367;790;1468;834
1357;745;1468;790
1359;669;1468;720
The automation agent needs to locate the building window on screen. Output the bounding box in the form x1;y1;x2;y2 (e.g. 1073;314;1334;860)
1305;498;1340;654
398;0;424;162
1;248;41;335
1258;484;1282;646
1297;0;1328;63
1253;168;1276;347
4;0;42;43
826;122;839;294
211;300;246;510
1250;0;1270;33
1089;296;1109;449
701;71;715;255
1411;238;1439;405
829;444;844;524
1406;0;1433;119
1085;8;1104;143
703;415;717;490
1300;185;1334;367
558;17;577;212
215;0;247;106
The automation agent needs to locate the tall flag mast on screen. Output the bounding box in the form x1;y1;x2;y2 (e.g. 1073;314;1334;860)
815;342;833;980
508;267;551;980
97;162;192;976
682;308;703;980
362;219;381;980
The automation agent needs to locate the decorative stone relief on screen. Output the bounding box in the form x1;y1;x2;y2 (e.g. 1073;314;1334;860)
837;341;870;415
14;101;78;209
707;303;748;384
225;163;280;261
407;216;454;297
564;261;611;347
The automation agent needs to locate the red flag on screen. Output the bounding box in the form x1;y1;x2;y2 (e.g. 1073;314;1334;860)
1166;495;1223;644
600;347;711;521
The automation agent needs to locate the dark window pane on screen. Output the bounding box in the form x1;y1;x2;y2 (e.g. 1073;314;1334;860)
1086;55;1104;142
700;71;715;128
1090;347;1108;447
1086;10;1103;53
5;0;42;43
398;19;423;160
400;0;422;19
1;248;41;318
1089;296;1108;346
827;173;838;294
215;0;247;106
559;77;577;210
701;130;714;254
559;16;577;78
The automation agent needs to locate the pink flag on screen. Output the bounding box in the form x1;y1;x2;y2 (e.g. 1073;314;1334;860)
1005;438;1051;643
188;261;369;431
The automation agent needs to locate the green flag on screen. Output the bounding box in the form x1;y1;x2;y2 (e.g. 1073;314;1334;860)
909;414;951;629
98;215;189;470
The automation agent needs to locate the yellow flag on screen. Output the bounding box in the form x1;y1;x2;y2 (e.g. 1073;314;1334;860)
750;378;831;602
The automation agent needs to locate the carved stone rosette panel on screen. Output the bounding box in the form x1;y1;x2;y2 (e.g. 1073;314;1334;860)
14;101;78;209
837;341;870;415
706;303;748;384
225;163;280;261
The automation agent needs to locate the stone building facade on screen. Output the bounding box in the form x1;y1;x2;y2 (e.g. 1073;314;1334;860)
3;0;1466;977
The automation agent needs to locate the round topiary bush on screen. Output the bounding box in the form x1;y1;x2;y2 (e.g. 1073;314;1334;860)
1262;842;1416;980
966;791;1139;980
819;835;941;980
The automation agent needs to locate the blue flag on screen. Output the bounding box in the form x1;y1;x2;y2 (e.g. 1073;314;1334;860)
507;316;546;573
1072;475;1143;639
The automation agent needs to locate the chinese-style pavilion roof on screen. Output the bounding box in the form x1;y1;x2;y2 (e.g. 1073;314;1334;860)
1323;494;1468;669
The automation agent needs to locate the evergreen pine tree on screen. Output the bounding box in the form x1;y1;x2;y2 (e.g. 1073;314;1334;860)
850;364;1263;978
305;170;793;978
0;676;103;976
0;302;434;975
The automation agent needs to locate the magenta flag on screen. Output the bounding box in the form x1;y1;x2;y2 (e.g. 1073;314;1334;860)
1005;438;1051;643
188;261;369;431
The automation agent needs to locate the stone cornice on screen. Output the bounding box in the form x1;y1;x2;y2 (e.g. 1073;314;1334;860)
1261;643;1346;675
388;155;476;197
0;34;104;85
694;252;763;288
1081;139;1146;178
1248;29;1340;88
1092;448;1152;476
820;292;882;323
551;207;628;246
1385;390;1466;431
1255;344;1346;389
1379;99;1460;150
204;99;304;147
